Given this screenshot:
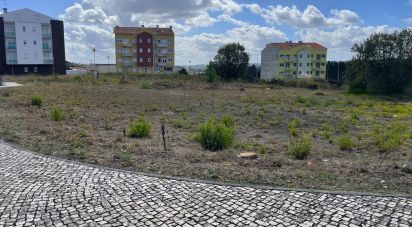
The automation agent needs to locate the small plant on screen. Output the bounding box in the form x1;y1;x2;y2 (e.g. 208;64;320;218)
288;117;301;136
373;123;407;152
289;133;312;160
51;107;65;121
140;80;152;89
197;115;236;151
259;144;269;154
205;63;218;83
31;95;43;107
79;130;89;138
128;116;152;138
337;134;355;151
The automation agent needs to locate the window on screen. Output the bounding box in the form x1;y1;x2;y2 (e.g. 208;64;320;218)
168;58;173;62
293;63;296;66
307;71;309;74
148;48;151;53
299;71;301;74
148;58;151;62
139;58;143;63
299;55;302;58
33;40;37;46
23;40;27;45
279;63;284;67
139;38;142;43
139;48;143;53
322;54;326;58
34;67;38;73
299;63;302;67
307;63;309;66
24;67;28;73
321;63;325;66
147;38;151;44
32;27;36;32
23;26;26;32
144;68;148;73
307;54;310;58
280;55;284;58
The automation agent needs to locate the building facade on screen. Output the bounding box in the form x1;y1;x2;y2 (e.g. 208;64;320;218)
261;42;327;81
0;8;66;75
113;25;174;74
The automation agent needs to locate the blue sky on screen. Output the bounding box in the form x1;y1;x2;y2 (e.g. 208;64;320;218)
4;0;412;65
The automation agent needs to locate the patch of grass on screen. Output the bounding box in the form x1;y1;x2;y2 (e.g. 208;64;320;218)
373;122;408;152
295;95;317;107
197;115;236;151
174;119;190;129
337;134;356;151
31;95;43;107
258;144;269;154
140;80;152;89
79;130;89;138
288;117;301;136
128;116;152;138
50;107;65;121
288;133;312;160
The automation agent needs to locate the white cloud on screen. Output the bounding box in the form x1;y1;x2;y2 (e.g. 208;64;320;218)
296;25;399;60
260;5;360;28
185;11;218;28
244;4;262;14
401;18;412;24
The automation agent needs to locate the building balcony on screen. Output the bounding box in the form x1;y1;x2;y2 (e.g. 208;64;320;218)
5;32;16;37
157;43;168;48
42;33;52;38
123;63;133;67
43;46;52;52
157;62;167;66
123;53;133;57
156;52;167;56
6;45;16;51
7;59;17;64
44;60;54;64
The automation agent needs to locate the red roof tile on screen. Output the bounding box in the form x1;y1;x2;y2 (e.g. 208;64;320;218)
270;42;326;50
113;26;174;35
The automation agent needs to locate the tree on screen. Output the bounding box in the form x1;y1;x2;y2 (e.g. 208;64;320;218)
205;63;217;83
212;43;249;80
178;68;188;75
346;29;412;94
326;61;346;83
244;65;260;82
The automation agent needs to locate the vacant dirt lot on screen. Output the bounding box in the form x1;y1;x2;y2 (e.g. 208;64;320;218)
0;74;411;193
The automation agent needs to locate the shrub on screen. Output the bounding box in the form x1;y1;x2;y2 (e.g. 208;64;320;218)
178;68;188;75
337;134;356;151
289;133;312;160
51;107;65;121
140;80;152;89
128;117;152;138
373;123;407;152
197;116;236;151
31;95;43;107
288;117;301;136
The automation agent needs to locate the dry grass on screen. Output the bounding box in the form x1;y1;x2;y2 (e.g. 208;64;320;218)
0;74;411;193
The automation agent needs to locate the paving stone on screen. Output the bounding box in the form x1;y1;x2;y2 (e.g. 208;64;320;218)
0;142;411;226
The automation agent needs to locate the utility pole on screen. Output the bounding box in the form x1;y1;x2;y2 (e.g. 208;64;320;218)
52;58;55;77
92;48;96;78
337;61;340;83
107;56;110;74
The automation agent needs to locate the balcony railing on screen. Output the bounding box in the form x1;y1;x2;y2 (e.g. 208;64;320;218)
157;43;168;48
6;45;16;51
44;60;54;64
5;32;16;37
43;46;52;51
42;33;52;38
124;63;133;67
7;59;17;64
123;53;133;57
156;52;167;56
157;62;167;66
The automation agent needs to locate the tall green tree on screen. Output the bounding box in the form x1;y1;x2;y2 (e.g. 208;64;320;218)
212;43;249;80
346;29;412;94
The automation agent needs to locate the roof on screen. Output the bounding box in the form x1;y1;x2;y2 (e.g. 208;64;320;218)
269;42;327;50
0;8;56;21
113;26;174;35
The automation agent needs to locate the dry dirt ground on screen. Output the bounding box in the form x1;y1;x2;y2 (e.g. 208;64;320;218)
0;74;411;194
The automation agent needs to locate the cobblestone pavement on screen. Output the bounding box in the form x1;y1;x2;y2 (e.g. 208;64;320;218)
0;142;411;226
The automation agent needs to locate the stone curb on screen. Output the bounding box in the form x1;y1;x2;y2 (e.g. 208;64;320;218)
2;140;412;199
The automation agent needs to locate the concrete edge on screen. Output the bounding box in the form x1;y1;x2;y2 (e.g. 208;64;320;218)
2;140;412;199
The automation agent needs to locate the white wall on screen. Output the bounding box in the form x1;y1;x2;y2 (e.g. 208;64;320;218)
15;22;44;64
260;45;279;81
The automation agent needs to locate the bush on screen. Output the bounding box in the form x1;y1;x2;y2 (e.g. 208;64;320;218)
197;115;236;151
31;95;43;107
337;134;355;151
289;133;312;160
288;117;301;136
205;63;218;83
51;107;65;121
128;117;152;138
178;68;188;75
373;123;407;152
140;80;152;89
